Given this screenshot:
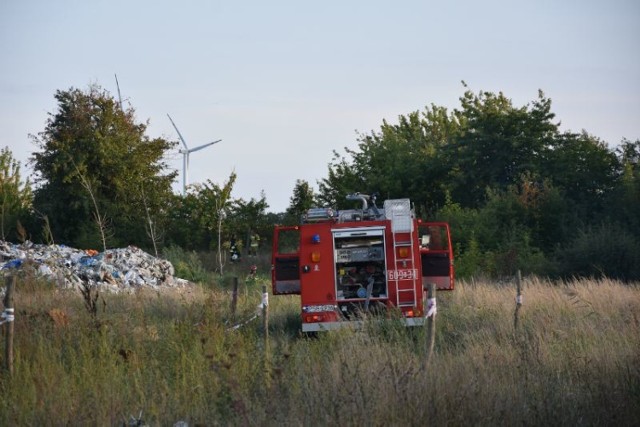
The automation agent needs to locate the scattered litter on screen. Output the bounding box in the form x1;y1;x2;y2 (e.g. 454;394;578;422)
0;240;190;293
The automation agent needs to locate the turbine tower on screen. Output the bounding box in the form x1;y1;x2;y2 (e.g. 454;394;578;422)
167;113;221;195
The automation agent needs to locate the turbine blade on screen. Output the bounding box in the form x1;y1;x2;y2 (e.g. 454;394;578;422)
189;139;222;153
167;114;189;150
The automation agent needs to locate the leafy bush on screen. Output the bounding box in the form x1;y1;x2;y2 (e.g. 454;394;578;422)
557;222;640;281
162;244;211;284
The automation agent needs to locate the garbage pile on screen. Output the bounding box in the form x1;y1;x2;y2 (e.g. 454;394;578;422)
0;240;189;292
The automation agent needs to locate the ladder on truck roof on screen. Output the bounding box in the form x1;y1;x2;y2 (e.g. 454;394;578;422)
384;199;418;308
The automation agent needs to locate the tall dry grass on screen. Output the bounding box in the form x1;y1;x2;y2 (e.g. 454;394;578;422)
0;275;638;425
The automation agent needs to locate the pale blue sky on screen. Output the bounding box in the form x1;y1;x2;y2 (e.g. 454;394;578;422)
1;0;638;212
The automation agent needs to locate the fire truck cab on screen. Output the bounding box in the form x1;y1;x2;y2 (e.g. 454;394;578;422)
272;193;454;332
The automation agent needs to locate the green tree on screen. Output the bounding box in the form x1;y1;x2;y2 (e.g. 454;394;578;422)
444;88;558;208
0;147;32;241
197;173;237;274
317;150;365;208
164;184;276;254
166;173;239;272
164;192;206;250
318;105;460;215
610;139;640;232
30;84;177;248
315;86;636;279
226;192;270;250
286;179;316;223
542;131;618;220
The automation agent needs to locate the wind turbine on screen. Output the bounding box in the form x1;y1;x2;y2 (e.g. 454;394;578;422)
114;74;123;110
167;113;222;195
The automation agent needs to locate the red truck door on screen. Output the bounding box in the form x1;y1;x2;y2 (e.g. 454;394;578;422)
271;226;301;295
419;222;455;291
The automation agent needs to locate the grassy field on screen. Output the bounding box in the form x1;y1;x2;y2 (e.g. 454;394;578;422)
0;271;638;426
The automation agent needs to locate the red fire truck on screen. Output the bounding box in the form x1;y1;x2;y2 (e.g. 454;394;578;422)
271;193;454;332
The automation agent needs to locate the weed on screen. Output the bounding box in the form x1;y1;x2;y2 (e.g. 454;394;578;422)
0;276;638;425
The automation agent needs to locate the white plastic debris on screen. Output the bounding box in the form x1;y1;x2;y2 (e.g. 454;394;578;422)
426;297;437;318
0;240;188;293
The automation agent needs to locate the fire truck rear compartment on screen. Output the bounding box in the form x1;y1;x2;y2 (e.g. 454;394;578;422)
334;229;388;307
336;261;386;299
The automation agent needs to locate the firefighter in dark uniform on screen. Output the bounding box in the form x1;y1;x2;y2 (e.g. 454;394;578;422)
230;236;241;262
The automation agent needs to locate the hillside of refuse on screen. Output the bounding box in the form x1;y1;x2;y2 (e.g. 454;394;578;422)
0;240;189;292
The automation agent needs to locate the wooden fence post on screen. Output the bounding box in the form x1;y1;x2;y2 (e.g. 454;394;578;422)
261;284;270;387
514;270;523;332
425;283;436;366
3;275;16;375
230;277;239;319
262;285;269;346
